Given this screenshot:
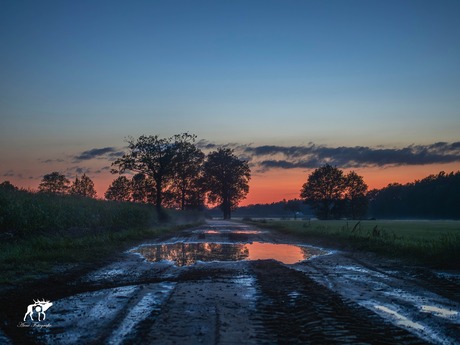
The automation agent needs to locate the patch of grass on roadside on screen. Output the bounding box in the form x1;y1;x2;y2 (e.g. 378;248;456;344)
0;222;199;285
0;188;205;285
245;219;460;268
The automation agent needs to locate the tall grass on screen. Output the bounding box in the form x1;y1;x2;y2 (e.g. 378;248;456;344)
247;219;460;268
0;224;193;285
0;188;203;285
0;188;158;236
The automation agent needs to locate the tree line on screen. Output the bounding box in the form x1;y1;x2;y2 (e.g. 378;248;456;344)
3;134;459;220
286;164;460;220
2;133;251;220
35;172;97;197
368;171;460;219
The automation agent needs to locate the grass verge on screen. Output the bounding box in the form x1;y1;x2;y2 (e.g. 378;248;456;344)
0;222;201;286
0;188;205;285
245;219;460;269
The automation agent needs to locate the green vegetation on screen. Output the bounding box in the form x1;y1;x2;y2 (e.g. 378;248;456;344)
0;223;195;285
246;219;460;268
0;188;159;236
0;187;203;285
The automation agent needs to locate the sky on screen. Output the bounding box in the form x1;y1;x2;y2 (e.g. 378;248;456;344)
1;0;460;205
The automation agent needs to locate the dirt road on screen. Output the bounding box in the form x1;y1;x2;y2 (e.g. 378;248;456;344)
1;220;459;344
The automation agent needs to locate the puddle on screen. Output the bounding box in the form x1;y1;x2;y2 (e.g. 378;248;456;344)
132;242;325;266
200;230;220;234
421;305;459;319
374;305;425;331
41;283;176;345
193;229;265;235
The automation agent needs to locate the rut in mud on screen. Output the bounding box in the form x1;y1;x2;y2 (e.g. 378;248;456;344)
1;220;459;344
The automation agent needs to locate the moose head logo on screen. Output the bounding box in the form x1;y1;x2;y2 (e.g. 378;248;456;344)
23;299;53;322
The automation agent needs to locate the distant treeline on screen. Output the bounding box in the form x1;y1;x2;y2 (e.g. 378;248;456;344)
226;170;460;220
208;199;313;219
368;171;460;219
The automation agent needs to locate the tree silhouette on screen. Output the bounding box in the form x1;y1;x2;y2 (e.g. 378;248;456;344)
203;148;251;219
70;174;97;198
300;165;345;220
38;172;70;194
0;181;18;191
105;176;131;201
111;135;178;221
368;170;460;219
344;171;368;219
301;165;369;219
170;133;205;210
131;173;155;203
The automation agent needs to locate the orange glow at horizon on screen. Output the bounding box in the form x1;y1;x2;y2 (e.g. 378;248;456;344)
4;163;459;206
240;163;460;206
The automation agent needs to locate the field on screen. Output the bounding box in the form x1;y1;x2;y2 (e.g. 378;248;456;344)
0;188;203;285
245;219;460;268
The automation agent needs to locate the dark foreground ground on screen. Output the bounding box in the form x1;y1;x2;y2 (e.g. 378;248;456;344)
1;220;459;344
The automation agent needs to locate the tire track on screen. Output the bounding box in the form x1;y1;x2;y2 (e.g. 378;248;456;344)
251;260;428;344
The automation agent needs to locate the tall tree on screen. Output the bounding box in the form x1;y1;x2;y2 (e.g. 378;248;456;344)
300;165;345;220
344;171;368;219
111;135;177;221
105;176;131;201
170;133;205;210
70;174;97;198
203;148;251;219
38;172;70;194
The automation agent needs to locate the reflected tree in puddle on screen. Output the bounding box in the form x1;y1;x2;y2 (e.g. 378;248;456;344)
134;242;325;266
136;243;249;266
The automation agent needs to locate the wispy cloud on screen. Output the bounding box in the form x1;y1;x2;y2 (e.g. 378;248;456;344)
64;166;93;178
74;147;125;161
228;141;460;171
40;158;65;164
3;170;16;177
2;170;24;179
95;166;111;174
196;139;219;150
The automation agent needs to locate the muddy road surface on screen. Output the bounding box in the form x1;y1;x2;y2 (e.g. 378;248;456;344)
1;220;459;344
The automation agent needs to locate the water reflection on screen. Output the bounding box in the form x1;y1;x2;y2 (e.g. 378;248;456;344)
133;242;324;266
374;305;425;330
421;305;459;318
194;230;265;235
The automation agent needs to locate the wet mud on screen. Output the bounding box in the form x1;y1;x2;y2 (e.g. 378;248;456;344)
1;220;459;344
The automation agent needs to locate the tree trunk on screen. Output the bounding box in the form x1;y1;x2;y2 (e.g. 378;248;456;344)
155;178;168;222
181;189;186;211
222;197;231;219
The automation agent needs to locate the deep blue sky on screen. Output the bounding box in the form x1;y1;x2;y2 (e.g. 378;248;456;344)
1;0;460;199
